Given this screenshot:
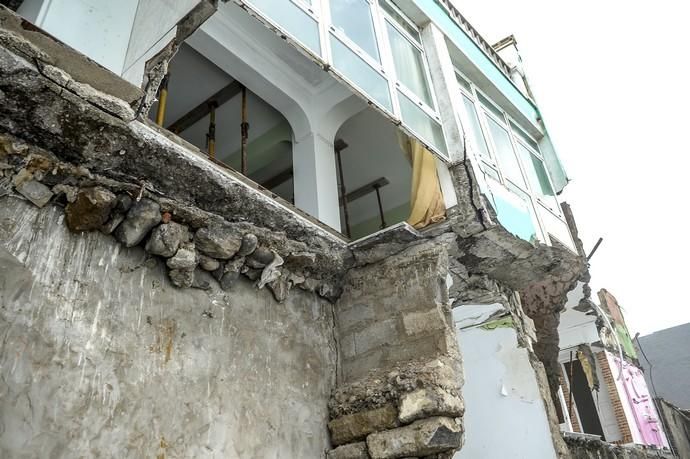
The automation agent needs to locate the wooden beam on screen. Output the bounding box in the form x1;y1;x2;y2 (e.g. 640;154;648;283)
260;168;293;190
167;80;242;133
344;177;389;203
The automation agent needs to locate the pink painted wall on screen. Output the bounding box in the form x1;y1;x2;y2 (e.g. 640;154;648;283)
606;351;669;448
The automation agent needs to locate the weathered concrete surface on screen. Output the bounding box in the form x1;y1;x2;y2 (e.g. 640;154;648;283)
564;435;673;459
0;196;336;458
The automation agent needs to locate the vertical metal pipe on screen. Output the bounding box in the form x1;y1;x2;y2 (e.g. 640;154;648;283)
568;351;575;420
207;101;217;160
155;73;170;126
374;184;386;229
334;140;350;238
240;85;249;175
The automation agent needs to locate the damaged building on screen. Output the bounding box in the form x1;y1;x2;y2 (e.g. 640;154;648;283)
0;1;678;458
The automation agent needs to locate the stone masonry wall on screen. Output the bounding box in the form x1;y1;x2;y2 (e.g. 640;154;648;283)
327;241;464;459
0;197;336;458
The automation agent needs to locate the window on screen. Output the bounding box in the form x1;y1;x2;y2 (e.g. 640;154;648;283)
329;0;381;62
248;0;321;55
453;69;576;249
379;0;446;155
485;115;526;188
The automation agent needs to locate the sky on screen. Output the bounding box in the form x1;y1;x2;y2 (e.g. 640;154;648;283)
455;0;690;336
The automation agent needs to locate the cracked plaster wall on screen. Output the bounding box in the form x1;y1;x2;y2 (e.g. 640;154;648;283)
0;196;336;458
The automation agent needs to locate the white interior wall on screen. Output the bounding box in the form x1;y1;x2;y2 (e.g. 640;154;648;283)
18;0;139;74
453;306;558;459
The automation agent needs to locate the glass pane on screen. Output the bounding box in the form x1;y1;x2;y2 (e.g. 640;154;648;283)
516;142;558;208
380;0;420;42
250;0;321;54
386;22;433;107
398;90;447;156
477;92;504;120
331;35;392;111
510;121;540;152
456;73;472;92
330;0;380;62
461;95;490;161
485;115;526;188
538;204;576;252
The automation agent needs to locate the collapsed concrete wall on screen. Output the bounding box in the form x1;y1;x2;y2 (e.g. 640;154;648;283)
0;197;336;457
564;435;673;459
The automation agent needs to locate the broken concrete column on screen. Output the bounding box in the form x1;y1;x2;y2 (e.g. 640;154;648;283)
329;239;464;458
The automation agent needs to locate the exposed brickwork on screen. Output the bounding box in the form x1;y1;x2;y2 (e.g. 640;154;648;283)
596;351;633;444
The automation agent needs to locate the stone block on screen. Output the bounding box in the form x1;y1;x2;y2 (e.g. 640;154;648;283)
354;319;398;356
327;442;370;459
329;404;398;446
195;225;242;259
145;221;189;257
15;179;53;208
114;198;161;247
402;309;446;336
366;417;462;459
398;388;464;424
65;186;116;230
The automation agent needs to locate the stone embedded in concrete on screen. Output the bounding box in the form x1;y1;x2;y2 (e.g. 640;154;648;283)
198;254;220;272
168;268;194;288
114;194;133;213
51;183;78;203
166;242;197;270
219;257;245;291
366;417;463;459
245;246;274;269
237;232;258;257
114;198;161;247
15;179;53;208
328;404;398;446
327;442;371;459
146;221;190;258
195;225;242;259
99;213;125;235
65;187;116;231
402;309;447;337
267;276;290;303
398;388;464;424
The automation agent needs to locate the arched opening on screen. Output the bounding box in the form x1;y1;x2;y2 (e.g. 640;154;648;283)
333;108;414;239
148;43;294;203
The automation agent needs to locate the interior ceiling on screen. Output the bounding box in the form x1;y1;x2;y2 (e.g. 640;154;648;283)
337;108;411;226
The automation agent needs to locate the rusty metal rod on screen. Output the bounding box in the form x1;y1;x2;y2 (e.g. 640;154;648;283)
155;73;170;127
334;139;350;238
240;85;249;175
374;184;386;229
207;101;217;160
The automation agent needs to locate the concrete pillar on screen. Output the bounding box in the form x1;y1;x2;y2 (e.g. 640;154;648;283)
292;131;341;230
421;23;465;164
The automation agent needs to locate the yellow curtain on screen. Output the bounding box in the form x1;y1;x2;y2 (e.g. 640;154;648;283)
398;133;446;229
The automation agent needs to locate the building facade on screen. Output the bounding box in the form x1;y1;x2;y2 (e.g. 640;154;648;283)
0;1;675;458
